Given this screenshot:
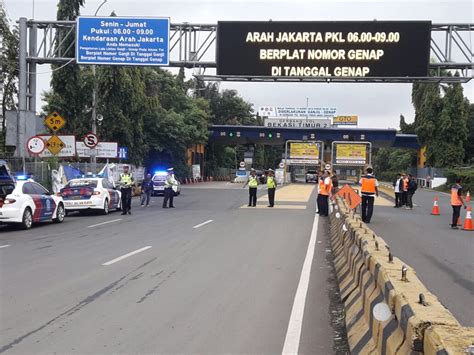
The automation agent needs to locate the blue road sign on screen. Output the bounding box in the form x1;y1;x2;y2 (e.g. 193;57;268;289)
76;16;170;66
118;147;128;159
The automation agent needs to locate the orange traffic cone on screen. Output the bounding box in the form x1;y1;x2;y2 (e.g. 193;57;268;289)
466;191;471;203
462;206;473;231
431;196;440;215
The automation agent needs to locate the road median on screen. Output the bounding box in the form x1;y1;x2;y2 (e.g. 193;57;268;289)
329;197;472;354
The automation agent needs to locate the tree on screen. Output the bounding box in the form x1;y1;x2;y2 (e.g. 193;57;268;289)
44;0;92;134
465;104;474;164
399;114;415;134
432;83;469;167
0;5;19;151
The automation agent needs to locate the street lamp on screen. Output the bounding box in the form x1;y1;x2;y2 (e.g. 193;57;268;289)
91;0;107;170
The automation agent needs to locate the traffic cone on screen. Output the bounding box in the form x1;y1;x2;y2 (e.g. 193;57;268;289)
466;191;471;203
431;196;440;215
462;206;473;231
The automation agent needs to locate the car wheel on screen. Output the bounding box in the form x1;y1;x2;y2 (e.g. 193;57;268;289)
21;208;33;230
102;199;109;215
54;203;65;223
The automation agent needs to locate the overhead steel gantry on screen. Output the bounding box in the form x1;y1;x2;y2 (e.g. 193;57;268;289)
17;19;474;114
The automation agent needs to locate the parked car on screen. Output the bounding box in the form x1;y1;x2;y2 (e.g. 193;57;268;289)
60;177;121;215
0;176;65;229
152;172;181;196
305;170;318;183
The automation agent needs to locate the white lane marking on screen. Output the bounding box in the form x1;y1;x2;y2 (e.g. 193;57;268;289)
87;219;122;228
0;245;10;249
193;219;214;229
102;246;152;266
282;214;319;355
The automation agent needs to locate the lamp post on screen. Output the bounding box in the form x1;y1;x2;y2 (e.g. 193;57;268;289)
91;0;107;171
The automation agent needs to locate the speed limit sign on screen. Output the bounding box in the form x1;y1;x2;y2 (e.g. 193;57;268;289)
26;136;46;155
83;132;99;148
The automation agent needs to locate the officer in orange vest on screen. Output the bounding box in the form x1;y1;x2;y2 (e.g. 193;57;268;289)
317;170;332;217
359;167;379;223
401;173;409;207
451;178;467;230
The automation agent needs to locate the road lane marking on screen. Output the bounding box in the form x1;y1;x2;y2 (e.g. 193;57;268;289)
282;214;319;355
0;245;10;249
193;220;214;229
102;246;152;266
87;219;122;228
240;204;306;210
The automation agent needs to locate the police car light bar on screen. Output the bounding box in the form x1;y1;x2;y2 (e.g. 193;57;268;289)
154;171;167;176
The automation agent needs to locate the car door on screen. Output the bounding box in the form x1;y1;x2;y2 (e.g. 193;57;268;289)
103;179;118;208
22;182;42;222
32;182;56;221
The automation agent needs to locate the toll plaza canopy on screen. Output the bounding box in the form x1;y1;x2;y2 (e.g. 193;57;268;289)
210;125;420;149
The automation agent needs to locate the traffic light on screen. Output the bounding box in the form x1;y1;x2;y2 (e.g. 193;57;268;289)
229;132;234;137
268;133;273;138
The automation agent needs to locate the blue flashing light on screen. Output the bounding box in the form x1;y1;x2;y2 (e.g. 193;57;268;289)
154;171;167;176
15;175;28;181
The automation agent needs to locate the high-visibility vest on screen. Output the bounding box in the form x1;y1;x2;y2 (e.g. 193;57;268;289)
361;176;376;194
165;175;176;188
319;179;329;196
248;176;258;188
267;176;276;188
120;173;133;187
403;178;409;191
451;185;463;206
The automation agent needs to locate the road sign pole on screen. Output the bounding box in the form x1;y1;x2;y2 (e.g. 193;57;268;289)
91;64;97;172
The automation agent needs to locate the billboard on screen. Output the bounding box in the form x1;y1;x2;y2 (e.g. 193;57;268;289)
334;143;368;165
264;118;331;128
217;21;431;77
76;16;170;66
290;142;320;159
258;106;336;118
333;115;358;125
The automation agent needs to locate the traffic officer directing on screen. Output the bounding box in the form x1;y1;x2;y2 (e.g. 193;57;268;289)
359;167;379;223
317;170;332;216
450;177;467;229
119;165;134;215
266;169;277;207
163;168;178;208
243;168;258;207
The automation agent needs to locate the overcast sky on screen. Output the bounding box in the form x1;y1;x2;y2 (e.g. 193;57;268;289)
4;0;473;128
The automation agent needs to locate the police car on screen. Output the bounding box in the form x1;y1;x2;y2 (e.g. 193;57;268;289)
60;177;121;215
152;171;181;196
0;174;66;230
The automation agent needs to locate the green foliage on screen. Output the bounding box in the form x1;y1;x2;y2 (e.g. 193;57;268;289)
399;114;415;134
372;147;416;181
464;104;474;164
411;76;470;168
432;83;469;167
0;6;19;151
444;167;474;194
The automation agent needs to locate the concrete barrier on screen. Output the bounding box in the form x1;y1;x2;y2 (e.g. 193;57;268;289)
329;198;473;354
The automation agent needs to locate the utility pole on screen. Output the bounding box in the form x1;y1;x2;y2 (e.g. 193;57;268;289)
90;0;107;172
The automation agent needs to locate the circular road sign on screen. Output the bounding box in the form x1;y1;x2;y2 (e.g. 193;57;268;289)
239;161;245;168
84;132;99;149
26;136;46;155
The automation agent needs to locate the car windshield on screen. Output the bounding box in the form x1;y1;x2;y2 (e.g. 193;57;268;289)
67;180;98;188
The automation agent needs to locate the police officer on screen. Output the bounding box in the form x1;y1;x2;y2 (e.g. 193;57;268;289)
266;169;277;207
359;167;379;223
163;168;178;208
451;177;467;230
243;168;258;207
119;165;133;215
317;170;332;216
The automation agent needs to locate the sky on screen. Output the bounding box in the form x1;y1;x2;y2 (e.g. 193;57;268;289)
3;0;474;129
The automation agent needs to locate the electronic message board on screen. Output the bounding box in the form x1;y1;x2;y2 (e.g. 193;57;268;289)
217;21;431;77
77;17;170;66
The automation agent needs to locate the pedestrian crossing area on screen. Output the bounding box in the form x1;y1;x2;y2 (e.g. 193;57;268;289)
240;184;315;210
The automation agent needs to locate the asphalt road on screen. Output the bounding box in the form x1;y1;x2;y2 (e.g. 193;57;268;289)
0;182;348;354
367;186;474;326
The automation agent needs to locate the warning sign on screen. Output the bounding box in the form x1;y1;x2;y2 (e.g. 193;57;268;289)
290;142;320;159
336;184;361;210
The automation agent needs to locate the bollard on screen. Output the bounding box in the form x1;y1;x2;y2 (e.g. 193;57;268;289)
419;293;427;306
401;265;408;282
388;252;394;263
375;240;379;251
